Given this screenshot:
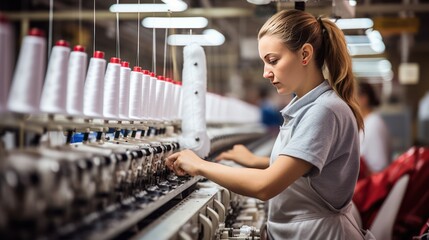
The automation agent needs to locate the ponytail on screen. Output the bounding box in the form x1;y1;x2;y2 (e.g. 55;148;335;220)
319;18;364;130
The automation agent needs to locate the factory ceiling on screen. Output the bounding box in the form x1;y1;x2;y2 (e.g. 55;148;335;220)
1;0;428;93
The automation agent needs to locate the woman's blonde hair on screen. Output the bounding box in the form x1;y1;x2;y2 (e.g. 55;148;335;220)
258;9;363;130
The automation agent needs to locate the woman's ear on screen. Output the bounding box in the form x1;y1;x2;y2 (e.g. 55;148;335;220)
301;43;314;63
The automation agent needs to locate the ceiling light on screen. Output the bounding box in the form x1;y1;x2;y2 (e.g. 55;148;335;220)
142;17;208;29
332;18;373;29
352;58;392;74
109;1;187;13
167;29;225;46
347;42;385;56
161;0;186;9
352;58;393;81
366;29;382;40
345;35;370;44
346;29;385;56
246;0;271;5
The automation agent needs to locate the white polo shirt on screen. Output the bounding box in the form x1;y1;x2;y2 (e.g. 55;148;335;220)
271;80;360;210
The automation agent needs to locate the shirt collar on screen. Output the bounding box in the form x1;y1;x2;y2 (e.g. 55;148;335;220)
280;80;332;118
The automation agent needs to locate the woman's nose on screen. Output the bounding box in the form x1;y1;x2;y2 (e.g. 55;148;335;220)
263;70;273;79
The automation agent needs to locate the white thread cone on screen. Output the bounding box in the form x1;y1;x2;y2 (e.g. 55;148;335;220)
0;18;14;113
206;92;215;123
83;51;106;118
103;57;121;119
119;61;131;120
40;40;71;114
7;28;46;114
220;96;228;123
208;93;220;123
173;81;181;120
128;66;142;120
147;72;157;120
66;45;87;116
155;76;166;120
177;82;183;121
179;43;210;158
163;78;174;120
141;70;151;120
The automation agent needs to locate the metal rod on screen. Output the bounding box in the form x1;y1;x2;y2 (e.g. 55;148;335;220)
3;8;254;21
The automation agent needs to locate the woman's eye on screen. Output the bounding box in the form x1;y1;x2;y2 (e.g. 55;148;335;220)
269;59;278;65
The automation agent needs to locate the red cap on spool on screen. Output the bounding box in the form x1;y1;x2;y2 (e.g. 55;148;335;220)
142;70;150;75
177;81;182;86
121;61;129;68
55;39;70;47
73;45;85;52
150;72;156;77
93;51;105;59
157;76;165;80
166;78;172;82
28;28;44;37
133;66;142;72
110;57;121;64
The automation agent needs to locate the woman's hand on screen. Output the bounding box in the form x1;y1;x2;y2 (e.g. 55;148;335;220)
166;149;206;176
214;144;257;167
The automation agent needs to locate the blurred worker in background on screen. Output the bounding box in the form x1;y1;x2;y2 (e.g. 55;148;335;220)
418;90;429;146
258;85;284;134
358;82;391;173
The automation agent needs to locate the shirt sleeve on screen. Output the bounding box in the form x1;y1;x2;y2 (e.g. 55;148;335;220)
279;105;339;176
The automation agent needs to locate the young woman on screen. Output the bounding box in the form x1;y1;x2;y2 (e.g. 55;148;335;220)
166;9;373;239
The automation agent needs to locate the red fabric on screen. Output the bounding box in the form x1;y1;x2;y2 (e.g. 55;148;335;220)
353;147;429;239
353;147;418;229
358;157;372;181
393;148;429;240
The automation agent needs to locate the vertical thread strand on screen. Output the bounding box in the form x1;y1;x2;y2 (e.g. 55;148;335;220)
93;0;96;54
152;28;156;73
79;0;82;44
48;0;53;57
116;0;120;59
136;0;140;67
163;27;168;77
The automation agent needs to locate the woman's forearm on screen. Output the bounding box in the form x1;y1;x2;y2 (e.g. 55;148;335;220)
252;156;270;169
198;156;311;201
198;161;271;200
